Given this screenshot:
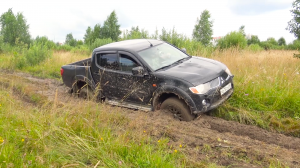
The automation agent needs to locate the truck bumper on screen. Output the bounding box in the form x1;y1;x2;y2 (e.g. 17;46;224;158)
190;78;234;114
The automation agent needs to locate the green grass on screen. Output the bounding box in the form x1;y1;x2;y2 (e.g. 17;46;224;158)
212;49;300;136
0;81;186;167
1;48;300;137
0;47;298;167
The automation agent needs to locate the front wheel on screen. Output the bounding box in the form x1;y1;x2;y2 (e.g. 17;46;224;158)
160;97;195;121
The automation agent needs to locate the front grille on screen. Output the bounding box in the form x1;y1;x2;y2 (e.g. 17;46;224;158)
209;77;220;88
208;72;229;89
220;71;229;80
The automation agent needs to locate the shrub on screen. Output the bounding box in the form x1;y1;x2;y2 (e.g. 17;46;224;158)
247;35;260;45
34;36;57;50
266;37;278;46
57;44;72;52
0;35;3;52
25;42;52;66
278;37;286;46
70;45;90;55
247;44;263;52
89;38;113;51
286;40;300;50
217;31;247;49
122;27;150;40
12;51;26;69
9;39;28;69
159;27;191;47
260;41;284;50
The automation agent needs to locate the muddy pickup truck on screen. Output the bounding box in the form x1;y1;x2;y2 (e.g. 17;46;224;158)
61;39;234;121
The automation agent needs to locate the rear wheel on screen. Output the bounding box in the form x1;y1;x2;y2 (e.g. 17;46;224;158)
79;86;94;100
160;97;195;121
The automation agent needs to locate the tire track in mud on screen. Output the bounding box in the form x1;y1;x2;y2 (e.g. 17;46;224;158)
18;73;300;151
6;72;300;167
199;115;300;150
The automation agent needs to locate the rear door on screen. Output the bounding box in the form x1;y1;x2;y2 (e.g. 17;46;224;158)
91;51;120;100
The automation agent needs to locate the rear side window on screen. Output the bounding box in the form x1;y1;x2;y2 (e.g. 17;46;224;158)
120;54;138;72
96;53;119;70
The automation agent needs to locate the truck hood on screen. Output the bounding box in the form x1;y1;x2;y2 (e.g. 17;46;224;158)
155;56;227;86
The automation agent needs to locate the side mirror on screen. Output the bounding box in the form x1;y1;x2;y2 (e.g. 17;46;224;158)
181;48;187;53
132;66;145;77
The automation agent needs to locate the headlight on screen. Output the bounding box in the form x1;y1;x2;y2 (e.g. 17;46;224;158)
225;67;232;76
189;82;211;94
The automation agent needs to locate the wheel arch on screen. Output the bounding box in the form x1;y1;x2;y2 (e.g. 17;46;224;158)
152;85;197;114
71;75;95;92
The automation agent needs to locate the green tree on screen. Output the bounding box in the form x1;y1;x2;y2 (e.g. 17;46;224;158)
93;24;102;40
0;8;31;46
83;24;103;45
0;35;4;52
123;26;149;39
101;11;121;41
192;10;213;46
159;27;170;42
267;37;278;46
217;31;247;49
287;0;300;39
65;33;77;47
278;37;286;46
83;26;93;44
152;27;159;39
77;40;83;46
35;36;56;49
239;25;246;37
247;35;260;45
259;38;280;50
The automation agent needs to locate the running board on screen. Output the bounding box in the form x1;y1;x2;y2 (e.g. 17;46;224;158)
107;100;152;111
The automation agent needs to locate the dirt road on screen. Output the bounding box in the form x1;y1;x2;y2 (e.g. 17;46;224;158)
4;71;300;167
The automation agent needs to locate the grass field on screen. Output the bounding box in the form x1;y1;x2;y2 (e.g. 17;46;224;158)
0;48;299;167
212;49;300;136
1;49;299;136
0;75;190;167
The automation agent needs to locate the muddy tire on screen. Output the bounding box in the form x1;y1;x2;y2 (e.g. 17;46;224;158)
160;97;195;121
79;86;94;100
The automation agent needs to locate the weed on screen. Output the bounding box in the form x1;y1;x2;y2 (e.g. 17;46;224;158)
202;144;212;153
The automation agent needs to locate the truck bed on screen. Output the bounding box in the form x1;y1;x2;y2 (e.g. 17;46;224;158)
61;58;95;89
68;58;91;66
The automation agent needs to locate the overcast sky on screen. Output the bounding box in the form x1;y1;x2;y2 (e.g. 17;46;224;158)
0;0;296;43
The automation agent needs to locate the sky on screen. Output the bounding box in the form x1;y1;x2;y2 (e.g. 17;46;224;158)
0;0;296;43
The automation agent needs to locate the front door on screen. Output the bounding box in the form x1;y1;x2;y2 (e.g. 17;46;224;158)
115;52;153;105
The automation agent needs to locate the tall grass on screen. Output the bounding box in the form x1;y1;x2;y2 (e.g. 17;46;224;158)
0;36;299;136
212;49;300;136
0;76;187;167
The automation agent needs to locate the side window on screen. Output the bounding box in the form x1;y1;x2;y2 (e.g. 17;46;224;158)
96;53;119;70
120;54;138;72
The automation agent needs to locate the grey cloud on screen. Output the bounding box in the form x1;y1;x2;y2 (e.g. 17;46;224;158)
229;0;292;15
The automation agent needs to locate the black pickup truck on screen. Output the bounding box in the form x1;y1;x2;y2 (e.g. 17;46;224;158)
61;39;234;121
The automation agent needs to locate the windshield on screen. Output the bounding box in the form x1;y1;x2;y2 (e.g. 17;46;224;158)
138;43;189;71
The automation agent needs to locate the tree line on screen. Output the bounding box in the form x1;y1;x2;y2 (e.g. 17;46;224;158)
2;0;300;54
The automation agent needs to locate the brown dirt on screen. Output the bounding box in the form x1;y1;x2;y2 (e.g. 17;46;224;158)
2;71;300;167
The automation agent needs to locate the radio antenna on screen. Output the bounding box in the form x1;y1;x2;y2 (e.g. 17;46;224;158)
147;40;153;47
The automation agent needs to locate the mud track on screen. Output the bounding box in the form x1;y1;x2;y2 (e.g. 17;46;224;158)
5;72;300;167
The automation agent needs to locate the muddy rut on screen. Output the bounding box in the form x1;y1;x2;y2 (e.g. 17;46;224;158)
5;72;300;167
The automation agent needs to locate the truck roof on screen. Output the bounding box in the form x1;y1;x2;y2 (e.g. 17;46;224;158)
93;39;164;52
